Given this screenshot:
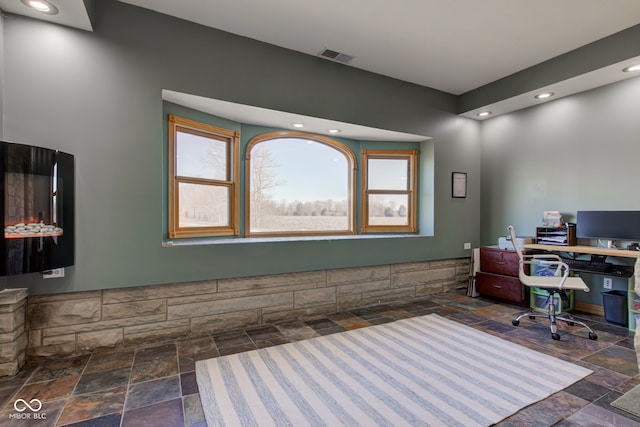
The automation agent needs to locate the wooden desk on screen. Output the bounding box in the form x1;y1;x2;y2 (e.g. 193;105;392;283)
524;244;638;259
524;243;638;329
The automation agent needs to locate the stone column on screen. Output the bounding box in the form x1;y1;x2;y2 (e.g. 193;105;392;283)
0;288;28;377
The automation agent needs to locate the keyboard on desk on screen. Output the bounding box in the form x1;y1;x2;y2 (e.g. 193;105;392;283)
561;258;634;277
562;258;611;273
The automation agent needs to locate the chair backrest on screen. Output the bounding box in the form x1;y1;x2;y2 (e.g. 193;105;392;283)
507;225;524;262
507;224;585;291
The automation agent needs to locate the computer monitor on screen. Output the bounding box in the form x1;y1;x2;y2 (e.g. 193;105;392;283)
576;211;640;244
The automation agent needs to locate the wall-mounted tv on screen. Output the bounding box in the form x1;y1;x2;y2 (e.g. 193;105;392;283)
1;141;74;276
576;211;640;242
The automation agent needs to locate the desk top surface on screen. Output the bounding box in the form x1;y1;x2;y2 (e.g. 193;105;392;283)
524;244;639;258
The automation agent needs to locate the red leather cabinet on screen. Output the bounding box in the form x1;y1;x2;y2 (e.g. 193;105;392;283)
476;246;528;306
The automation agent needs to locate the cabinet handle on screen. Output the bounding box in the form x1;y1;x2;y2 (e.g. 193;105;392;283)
492;285;502;289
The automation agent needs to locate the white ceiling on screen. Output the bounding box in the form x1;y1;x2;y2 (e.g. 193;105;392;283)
0;0;91;31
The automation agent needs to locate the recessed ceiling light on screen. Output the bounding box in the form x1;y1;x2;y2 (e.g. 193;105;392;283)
622;64;640;72
20;0;58;15
534;92;555;100
328;129;341;134
291;123;304;128
477;111;492;117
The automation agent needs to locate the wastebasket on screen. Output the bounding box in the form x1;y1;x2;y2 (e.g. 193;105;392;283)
602;290;628;327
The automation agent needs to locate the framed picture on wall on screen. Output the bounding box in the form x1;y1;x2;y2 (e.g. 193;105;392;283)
452;172;467;198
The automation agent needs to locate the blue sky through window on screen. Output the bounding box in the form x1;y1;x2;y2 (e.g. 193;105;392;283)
254;138;348;203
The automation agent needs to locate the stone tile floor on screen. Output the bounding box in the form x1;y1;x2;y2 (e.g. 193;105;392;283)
1;291;639;426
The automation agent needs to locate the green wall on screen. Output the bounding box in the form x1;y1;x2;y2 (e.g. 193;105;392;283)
480;76;640;243
480;76;640;304
1;1;481;294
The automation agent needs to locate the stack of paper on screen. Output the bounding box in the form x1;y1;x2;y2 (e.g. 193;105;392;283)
543;211;562;227
538;234;567;245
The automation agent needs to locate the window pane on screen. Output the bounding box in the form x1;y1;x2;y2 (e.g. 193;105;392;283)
368;158;408;190
178;183;229;227
249;138;350;233
176;130;227;180
251;213;350;233
368;194;409;226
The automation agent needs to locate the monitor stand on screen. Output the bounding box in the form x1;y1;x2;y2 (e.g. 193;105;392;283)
606;239;616;249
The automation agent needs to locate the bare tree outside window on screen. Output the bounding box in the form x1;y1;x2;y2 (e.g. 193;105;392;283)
168;115;239;238
178;183;229;227
250;144;282;228
247;133;355;236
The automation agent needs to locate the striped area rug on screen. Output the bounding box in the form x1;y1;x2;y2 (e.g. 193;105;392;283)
196;314;591;427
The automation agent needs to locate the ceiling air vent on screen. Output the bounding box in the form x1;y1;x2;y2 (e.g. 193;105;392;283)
318;48;354;64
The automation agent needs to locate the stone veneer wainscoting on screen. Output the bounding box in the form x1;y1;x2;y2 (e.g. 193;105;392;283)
0;288;28;376
24;258;469;360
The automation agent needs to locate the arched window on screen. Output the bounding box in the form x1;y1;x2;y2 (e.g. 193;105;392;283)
245;131;356;237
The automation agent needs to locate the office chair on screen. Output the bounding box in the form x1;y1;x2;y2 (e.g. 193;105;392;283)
507;225;598;341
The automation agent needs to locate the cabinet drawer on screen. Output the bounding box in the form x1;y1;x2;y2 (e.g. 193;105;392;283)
476;271;525;303
480;247;520;276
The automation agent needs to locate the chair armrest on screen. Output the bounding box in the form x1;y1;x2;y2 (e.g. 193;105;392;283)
520;258;570;288
523;254;562;261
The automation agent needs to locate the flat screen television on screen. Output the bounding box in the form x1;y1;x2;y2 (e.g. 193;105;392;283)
576;211;640;242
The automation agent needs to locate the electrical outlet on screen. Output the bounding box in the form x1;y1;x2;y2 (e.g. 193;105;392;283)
43;268;65;279
603;277;613;289
463;242;471;250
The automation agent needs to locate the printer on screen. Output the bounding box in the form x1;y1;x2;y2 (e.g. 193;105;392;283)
498;236;534;250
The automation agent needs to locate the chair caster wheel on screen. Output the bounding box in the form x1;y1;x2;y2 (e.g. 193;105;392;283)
588;332;597;340
512;320;520;326
551;333;560;340
529;315;535;319
567;321;575;326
